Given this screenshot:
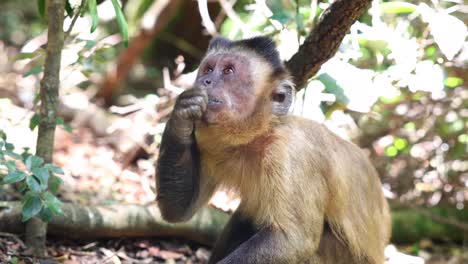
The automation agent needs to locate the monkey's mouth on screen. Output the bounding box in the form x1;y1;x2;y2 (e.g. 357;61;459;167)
207;96;224;111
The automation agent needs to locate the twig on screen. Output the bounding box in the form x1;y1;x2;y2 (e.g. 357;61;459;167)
218;0;250;36
413;206;468;231
198;0;218;36
400;202;468;231
0;232;26;248
64;0;87;42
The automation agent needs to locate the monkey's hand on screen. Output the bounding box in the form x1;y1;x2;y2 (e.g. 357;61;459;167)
168;86;208;141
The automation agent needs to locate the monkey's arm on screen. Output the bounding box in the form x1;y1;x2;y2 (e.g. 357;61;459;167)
156;87;215;222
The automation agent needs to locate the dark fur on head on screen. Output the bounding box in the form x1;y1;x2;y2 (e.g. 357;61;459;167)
208;36;285;76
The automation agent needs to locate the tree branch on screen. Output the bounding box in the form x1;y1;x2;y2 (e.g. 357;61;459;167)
286;0;372;89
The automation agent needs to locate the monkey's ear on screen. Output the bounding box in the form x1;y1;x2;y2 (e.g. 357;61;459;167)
272;80;294;116
208;37;231;51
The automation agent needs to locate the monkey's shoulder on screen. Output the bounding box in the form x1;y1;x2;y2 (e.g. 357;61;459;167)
273;115;366;157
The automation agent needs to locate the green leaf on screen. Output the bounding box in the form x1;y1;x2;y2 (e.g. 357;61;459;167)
65;0;74;17
84;40;97;49
22;193;43;221
21;148;32;162
49;175;63;194
0;130;6;140
14;52;38;61
23;65;43;77
38;207;53;222
43;191;63;215
44;164;65;175
444;77;463;88
37;0;46;18
385;146;398;157
87;0;99;33
317;73;349;105
134;0;155;21
56;117;64;125
26;155;44;170
394;138;408;151
3;160;16;173
30;113;40;130
26;175;42;193
111;0;129;47
3;171;27;185
5;143;14;151
5;151;22;160
56;117;73;132
33;92;41;104
380;2;416;14
32;167;49;189
18;182;28;193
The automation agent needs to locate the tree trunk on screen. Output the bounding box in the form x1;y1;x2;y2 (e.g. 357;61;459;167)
25;0;64;256
2;202;466;245
1;202;228;246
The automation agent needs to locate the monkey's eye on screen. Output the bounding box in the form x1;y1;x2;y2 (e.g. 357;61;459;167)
203;67;213;74
223;66;234;75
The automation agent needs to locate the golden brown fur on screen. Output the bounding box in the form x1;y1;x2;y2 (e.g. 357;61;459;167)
196;114;390;263
156;36;390;264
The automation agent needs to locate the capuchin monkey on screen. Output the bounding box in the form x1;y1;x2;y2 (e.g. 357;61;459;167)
156;36;390;264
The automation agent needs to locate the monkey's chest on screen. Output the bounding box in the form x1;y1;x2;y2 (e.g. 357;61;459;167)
201;151;265;190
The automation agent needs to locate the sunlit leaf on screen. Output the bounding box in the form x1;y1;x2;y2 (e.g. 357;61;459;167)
23;66;43;77
111;0;129;47
444;77;463;88
3;160;16;173
25;155;44;170
394;138;408;150
37;0;46;18
5;143;14;151
317;73;349;105
65;0;74;18
458;134;468;144
404;122;416;132
15;52;38;61
385;146;398;157
380;2;416;14
87;0;99;33
32;167;49;189
22;193;42;222
49;175;63;194
26;175;41;193
3;171;27;185
30;113;40;130
43;191;63;215
134;0;155;21
44;164;64;175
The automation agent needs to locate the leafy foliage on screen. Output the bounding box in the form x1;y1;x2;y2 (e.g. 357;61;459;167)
0;132;63;222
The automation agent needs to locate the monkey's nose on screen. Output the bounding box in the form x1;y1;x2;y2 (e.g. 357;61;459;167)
204;79;212;85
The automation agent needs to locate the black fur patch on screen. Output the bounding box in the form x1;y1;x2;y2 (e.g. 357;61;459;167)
208;36;232;51
236;37;284;74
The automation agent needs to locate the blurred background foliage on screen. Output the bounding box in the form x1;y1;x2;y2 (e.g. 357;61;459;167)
0;0;466;259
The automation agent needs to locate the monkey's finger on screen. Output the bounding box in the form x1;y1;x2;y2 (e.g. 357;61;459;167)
187;105;204;120
180;86;208;99
178;96;208;110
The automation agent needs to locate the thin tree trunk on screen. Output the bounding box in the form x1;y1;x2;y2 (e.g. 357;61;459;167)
25;0;65;257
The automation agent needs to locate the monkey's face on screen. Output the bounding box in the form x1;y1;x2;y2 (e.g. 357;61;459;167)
196;53;260;125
